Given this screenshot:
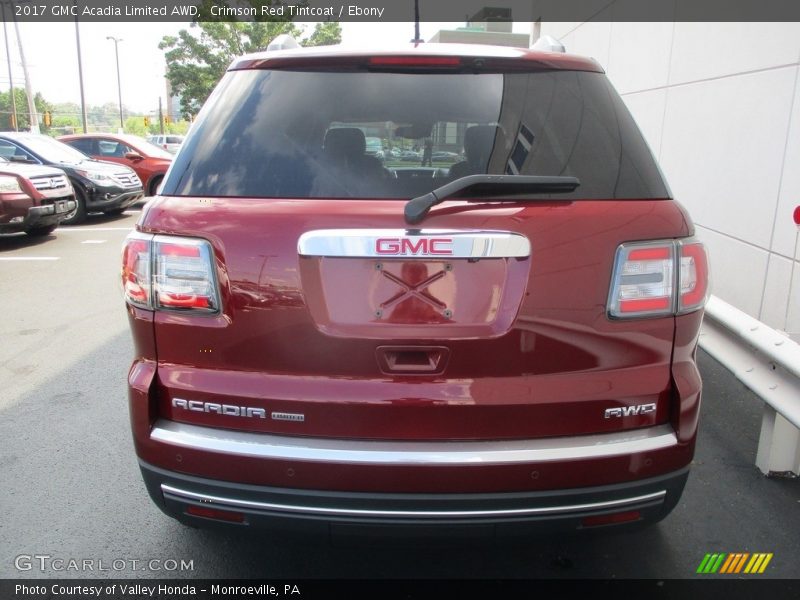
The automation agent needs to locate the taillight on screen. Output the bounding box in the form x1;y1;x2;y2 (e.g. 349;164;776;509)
122;232;151;308
677;240;710;314
608;238;708;319
122;233;220;313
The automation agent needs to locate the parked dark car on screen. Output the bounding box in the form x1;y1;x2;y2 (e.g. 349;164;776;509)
0;157;76;236
59;133;172;196
0;132;143;225
124;43;709;536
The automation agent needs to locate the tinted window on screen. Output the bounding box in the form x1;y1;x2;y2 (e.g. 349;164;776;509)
163;69;668;200
96;139;133;158
0;139;36;162
14;135;89;164
66;138;95;155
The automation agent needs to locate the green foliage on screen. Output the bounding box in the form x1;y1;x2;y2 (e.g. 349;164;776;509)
0;89;52;131
300;22;342;48
160;4;341;118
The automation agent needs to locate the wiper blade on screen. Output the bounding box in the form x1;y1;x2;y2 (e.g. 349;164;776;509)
404;174;580;224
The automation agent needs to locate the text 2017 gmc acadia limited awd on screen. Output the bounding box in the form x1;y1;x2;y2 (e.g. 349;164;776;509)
123;43;709;535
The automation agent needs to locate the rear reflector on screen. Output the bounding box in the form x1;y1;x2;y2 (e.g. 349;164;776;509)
581;510;641;528
186;505;245;523
122;232;220;313
608;238;708;319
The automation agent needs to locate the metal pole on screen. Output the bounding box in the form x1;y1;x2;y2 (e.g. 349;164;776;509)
107;36;123;132
412;0;422;44
1;3;18;131
74;6;88;133
11;8;38;132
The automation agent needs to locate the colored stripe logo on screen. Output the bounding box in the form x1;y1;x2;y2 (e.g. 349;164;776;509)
696;553;773;574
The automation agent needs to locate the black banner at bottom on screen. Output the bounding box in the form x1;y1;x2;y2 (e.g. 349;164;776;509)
2;579;800;600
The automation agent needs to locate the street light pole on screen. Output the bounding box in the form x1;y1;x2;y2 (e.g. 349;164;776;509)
107;36;124;132
1;3;18;131
74;8;88;133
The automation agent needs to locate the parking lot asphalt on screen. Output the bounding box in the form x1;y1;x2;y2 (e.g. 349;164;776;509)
1;210;798;580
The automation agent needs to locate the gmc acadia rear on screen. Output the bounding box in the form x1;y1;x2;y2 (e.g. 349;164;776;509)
123;43;709;535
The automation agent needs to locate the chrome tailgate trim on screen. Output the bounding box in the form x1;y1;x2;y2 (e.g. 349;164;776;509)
151;419;677;466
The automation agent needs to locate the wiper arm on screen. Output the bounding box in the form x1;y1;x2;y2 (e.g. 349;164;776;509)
404;174;580;224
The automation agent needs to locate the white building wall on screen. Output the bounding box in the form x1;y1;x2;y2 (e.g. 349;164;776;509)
540;21;800;340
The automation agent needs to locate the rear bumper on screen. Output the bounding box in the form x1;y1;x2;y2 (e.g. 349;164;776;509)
85;187;143;211
140;459;689;535
0;198;76;233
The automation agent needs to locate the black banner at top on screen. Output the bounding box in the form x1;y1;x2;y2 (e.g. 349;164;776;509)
2;0;800;23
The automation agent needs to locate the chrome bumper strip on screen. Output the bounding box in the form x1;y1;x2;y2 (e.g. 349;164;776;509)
161;484;666;519
151;420;677;466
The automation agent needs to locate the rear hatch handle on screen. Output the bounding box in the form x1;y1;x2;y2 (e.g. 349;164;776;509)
404;174;580;224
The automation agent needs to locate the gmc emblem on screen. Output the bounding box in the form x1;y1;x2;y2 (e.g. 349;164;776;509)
375;237;453;256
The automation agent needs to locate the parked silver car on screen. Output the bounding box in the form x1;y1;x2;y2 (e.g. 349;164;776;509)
146;134;184;155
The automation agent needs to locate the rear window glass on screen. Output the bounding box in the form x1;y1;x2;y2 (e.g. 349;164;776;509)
162;69;668;200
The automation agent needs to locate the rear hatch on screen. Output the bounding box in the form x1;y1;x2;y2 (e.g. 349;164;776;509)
139;51;688;441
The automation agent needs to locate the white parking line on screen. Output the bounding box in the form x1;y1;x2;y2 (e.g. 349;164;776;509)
0;256;60;261
56;227;132;232
123;210;141;215
81;240;107;244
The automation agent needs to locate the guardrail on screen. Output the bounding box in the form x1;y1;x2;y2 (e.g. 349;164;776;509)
699;295;800;477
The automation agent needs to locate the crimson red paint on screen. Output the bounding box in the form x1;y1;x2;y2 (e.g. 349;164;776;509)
124;43;708;534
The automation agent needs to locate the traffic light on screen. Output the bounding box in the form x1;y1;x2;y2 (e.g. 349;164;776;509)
165;115;171;125
144;116;151;127
43;111;52;127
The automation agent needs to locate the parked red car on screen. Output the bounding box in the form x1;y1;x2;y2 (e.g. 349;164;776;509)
59;133;171;197
0;157;76;236
123;43;709;536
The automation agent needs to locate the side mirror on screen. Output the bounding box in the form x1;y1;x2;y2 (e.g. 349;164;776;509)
124;152;143;161
10;155;33;163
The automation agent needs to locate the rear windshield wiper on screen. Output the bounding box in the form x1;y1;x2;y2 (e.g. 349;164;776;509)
404;175;580;224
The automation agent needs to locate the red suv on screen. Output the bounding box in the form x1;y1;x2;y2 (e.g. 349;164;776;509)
123;44;709;535
59;133;172;197
0;158;76;236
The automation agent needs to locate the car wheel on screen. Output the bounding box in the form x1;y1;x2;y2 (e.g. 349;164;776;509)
24;224;57;237
148;175;164;196
61;187;87;225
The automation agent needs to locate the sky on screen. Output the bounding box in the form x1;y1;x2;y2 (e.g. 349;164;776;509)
0;21;531;114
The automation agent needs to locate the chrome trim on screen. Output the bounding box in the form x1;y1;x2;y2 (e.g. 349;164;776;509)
151;420;677;465
297;229;531;259
161;484;666;519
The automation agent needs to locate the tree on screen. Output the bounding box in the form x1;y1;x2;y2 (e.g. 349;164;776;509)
0;89;52;132
160;9;341;118
300;22;342;48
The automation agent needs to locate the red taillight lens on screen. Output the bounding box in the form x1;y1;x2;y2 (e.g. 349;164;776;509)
678;240;710;314
608;242;675;318
154;235;219;311
121;233;152;308
608;238;709;319
122;232;219;313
